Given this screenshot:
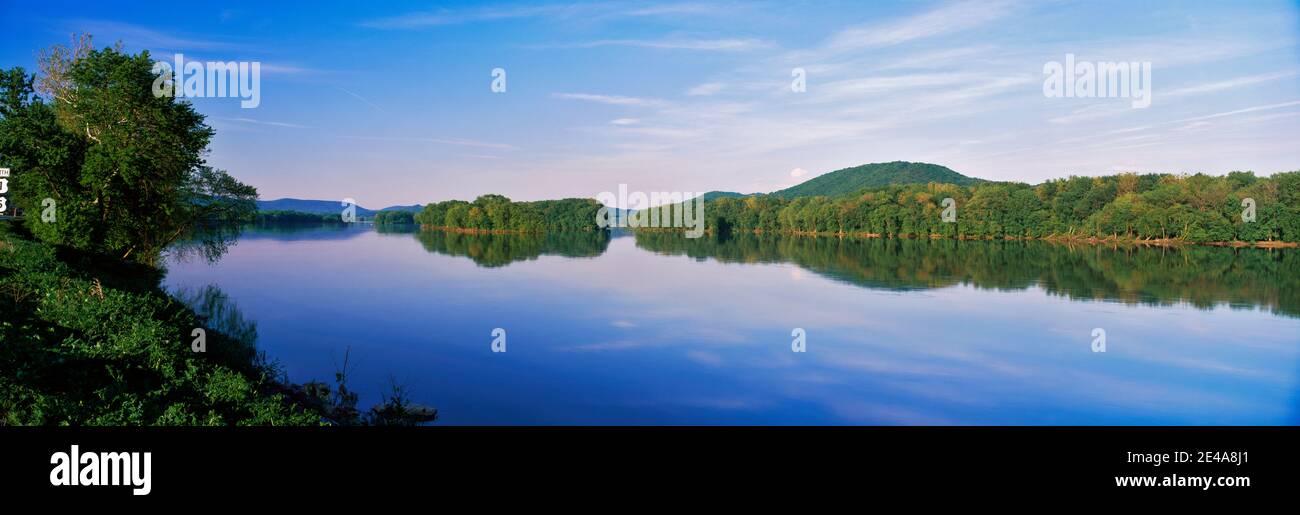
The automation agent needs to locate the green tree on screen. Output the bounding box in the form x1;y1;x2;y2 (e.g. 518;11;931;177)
0;36;256;265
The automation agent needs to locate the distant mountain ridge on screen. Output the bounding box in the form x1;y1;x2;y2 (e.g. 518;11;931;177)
256;198;422;215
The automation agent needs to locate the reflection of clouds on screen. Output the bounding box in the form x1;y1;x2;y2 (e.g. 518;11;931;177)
177;228;1300;424
676;396;768;411
554;340;647;352
1043;369;1272;422
518;238;1297;423
824;400;956;425
440;234;1300;423
685;350;724;367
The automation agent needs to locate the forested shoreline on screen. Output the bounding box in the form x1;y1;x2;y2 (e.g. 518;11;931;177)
394;171;1300;248
687;171;1300;246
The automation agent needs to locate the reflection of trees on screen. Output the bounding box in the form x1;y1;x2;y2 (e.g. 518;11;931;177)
164;223;245;265
414;229;611;268
634;232;1300;318
172;284;262;369
375;224;418;235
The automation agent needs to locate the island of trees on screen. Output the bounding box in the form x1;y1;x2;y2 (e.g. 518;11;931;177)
413;195;603;233
372;210;415;225
256;210;348;225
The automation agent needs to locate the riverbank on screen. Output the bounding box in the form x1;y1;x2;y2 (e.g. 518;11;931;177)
0;223;436;425
0;223;325;425
640;227;1299;249
416;225;588;235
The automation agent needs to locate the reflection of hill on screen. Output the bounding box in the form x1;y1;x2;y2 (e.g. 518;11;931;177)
414;230;611;268
633;232;1300;318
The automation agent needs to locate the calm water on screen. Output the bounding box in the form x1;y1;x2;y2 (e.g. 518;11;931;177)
163;225;1300;425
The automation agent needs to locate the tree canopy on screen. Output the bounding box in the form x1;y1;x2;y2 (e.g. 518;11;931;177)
689;172;1300;244
372;210;415;225
0;36;256;265
414;195;603;233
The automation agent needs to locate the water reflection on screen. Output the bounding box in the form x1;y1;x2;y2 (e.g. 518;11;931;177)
163;226;1300;424
414;229;610;267
633;232;1300;318
404;229;1300;318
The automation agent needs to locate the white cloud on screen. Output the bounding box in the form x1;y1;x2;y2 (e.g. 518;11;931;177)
820;0;1017;52
686;82;726;96
361;3;730;29
1166;70;1299;97
553;93;670;107
222;117;311;129
558;38;772;51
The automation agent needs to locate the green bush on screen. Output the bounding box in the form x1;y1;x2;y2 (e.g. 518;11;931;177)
0;222;321;426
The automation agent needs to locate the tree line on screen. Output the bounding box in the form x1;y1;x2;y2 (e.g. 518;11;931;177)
414;194;603;232
696;172;1300;243
372;210;415;225
255;210;347;225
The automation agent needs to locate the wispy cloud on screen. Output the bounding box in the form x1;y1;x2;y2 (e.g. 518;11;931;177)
557;37;772;51
337;86;387;114
360;5;563;29
1102;99;1300;136
686;82;726;96
554;93;670;107
820;0;1017;52
360;2;725;29
257;63;324;75
1166;70;1300;97
221;117;311;129
342;135;517;151
64;19;245;52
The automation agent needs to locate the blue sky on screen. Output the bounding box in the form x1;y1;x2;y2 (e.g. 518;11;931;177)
2;0;1298;207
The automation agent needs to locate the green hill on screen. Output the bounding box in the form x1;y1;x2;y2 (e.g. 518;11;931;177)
771;161;981;198
701;191;755;201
